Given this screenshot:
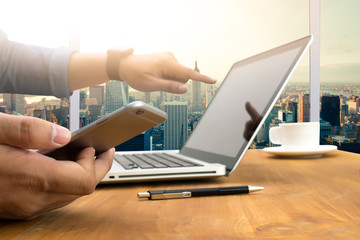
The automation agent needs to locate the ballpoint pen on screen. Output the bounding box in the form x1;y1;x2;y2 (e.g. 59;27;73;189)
137;185;264;200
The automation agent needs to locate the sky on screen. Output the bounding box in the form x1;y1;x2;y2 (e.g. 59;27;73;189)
0;0;359;86
320;0;360;83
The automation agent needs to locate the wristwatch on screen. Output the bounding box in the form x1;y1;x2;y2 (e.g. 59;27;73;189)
106;47;134;80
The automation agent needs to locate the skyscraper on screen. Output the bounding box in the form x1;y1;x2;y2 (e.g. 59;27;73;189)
341;104;348;123
321;95;340;126
3;93;25;115
191;60;203;113
347;100;358;114
164;102;188;150
278;110;294;123
145;92;151;103
79;90;87;110
88;104;103;123
298;93;310;122
52;106;69;128
115;131;151;151
2;93;11;111
206;86;216;108
286;101;298;122
89;85;104;105
104;80;129;114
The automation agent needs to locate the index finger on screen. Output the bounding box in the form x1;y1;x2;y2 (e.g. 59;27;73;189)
166;62;217;84
188;68;217;84
245;102;261;120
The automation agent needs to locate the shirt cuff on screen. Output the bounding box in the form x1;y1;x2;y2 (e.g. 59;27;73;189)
49;47;77;98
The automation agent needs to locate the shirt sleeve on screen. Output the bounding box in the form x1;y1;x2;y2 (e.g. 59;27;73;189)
0;30;76;98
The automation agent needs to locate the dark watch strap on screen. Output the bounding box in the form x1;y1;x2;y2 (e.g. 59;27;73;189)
106;48;134;80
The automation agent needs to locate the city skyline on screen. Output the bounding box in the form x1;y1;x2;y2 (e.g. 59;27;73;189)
1;78;359;153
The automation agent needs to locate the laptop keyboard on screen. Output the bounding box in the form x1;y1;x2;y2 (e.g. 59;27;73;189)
114;153;203;170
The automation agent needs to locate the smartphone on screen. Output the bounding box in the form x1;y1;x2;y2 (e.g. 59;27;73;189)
41;101;167;161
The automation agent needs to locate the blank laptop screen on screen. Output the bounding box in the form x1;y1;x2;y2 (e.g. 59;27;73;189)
181;36;312;172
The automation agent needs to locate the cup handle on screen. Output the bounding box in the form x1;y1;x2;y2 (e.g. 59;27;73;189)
269;127;281;145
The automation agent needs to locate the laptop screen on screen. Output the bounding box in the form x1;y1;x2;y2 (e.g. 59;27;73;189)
181;35;312;173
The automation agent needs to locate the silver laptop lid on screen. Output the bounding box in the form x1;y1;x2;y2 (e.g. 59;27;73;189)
180;35;313;174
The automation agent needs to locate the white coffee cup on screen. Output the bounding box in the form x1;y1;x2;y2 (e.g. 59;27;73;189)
269;122;320;150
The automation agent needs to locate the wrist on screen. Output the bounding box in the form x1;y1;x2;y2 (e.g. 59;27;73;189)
106;47;134;81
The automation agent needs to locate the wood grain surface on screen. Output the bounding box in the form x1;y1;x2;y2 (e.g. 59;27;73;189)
1;150;360;239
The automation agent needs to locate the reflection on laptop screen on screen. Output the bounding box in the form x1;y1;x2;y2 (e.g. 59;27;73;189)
182;37;310;163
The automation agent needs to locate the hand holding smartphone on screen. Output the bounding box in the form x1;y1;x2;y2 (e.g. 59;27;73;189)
41;101;167;161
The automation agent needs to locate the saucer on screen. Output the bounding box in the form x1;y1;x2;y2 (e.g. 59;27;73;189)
262;145;337;158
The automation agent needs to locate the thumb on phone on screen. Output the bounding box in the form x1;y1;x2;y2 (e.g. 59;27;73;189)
0;113;71;150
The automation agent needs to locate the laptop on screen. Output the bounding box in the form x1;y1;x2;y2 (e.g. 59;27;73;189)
102;35;313;183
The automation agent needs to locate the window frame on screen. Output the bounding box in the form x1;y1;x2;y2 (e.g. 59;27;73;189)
309;0;320;122
68;31;80;132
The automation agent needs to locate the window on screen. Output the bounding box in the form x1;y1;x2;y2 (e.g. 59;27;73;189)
2;1;315;152
320;0;360;153
75;0;310;151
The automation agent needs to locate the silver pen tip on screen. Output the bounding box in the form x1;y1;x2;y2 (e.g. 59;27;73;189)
248;186;264;192
138;192;151;198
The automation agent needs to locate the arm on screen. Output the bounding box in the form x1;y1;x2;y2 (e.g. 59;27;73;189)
1;30;215;97
68;51;216;94
0;31;75;98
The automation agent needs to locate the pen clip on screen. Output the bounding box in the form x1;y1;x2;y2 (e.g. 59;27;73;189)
151;191;192;200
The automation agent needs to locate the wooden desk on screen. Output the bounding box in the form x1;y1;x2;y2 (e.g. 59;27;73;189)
1;150;360;239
